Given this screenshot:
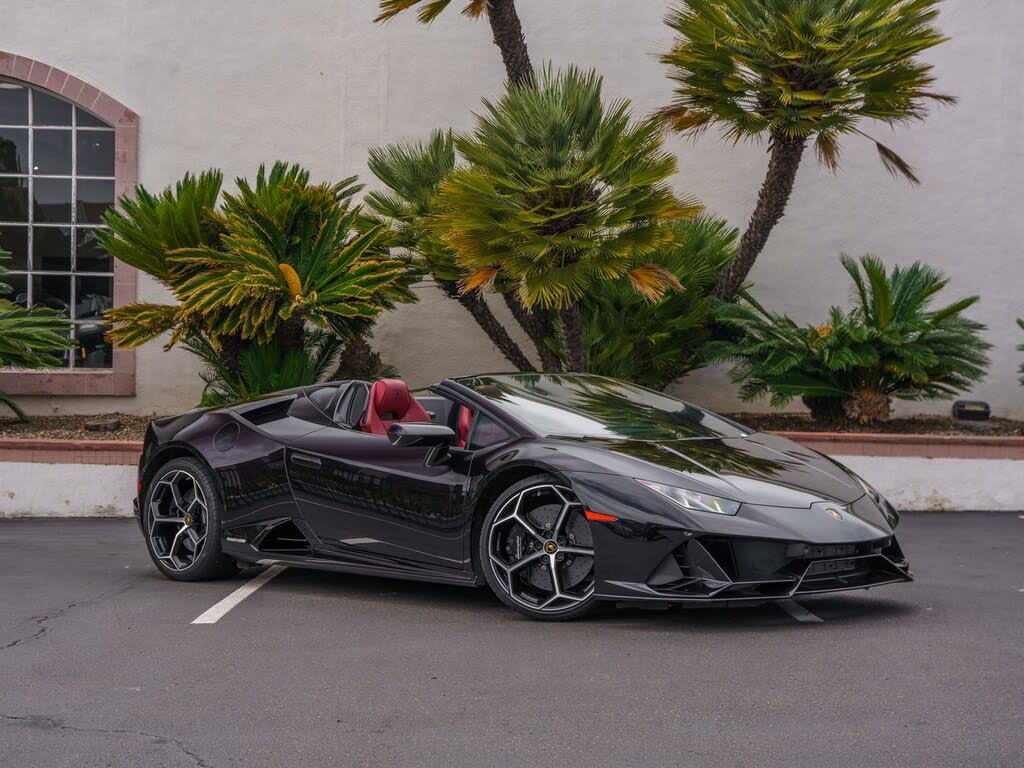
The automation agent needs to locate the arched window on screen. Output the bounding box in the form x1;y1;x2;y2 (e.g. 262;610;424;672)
1;80;115;367
0;53;138;396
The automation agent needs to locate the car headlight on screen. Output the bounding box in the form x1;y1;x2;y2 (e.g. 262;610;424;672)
851;471;884;504
849;471;900;526
636;479;741;516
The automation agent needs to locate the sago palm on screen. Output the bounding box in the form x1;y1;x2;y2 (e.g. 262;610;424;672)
363;131;535;371
661;0;955;300
0;252;76;421
708;254;990;424
100;163;414;365
430;65;700;371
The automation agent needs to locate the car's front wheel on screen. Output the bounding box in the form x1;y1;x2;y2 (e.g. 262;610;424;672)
480;475;597;621
142;457;239;582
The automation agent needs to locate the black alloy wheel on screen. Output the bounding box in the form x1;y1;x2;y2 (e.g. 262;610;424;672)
143;457;238;581
480;475;597;621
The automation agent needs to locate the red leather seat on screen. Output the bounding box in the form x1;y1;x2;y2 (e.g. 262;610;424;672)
361;379;431;436
456;406;474;448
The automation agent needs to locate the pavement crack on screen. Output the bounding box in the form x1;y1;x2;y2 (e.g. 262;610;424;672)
1;714;216;768
2;582;133;650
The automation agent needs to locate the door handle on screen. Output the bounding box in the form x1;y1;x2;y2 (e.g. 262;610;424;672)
291;453;322;468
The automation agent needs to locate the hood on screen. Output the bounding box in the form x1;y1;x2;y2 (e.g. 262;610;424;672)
554;431;863;508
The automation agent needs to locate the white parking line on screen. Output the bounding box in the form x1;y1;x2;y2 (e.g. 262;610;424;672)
777;599;824;624
191;565;287;625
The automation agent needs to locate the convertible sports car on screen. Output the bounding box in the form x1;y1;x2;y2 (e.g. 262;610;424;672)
135;373;911;620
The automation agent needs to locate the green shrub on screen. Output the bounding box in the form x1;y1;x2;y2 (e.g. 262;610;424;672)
581;216;737;389
708;255;991;424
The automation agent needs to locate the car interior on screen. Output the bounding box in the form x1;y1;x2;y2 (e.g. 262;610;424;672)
304;379;490;449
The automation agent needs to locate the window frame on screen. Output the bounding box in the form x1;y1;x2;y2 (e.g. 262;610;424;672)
0;52;138;396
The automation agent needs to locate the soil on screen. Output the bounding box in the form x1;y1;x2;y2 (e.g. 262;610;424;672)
0;413;159;442
2;412;1022;442
726;413;1024;437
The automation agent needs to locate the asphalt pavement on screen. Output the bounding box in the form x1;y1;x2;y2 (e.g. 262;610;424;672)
1;512;1022;768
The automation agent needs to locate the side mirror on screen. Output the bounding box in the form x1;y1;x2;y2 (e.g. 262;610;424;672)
387;422;456;448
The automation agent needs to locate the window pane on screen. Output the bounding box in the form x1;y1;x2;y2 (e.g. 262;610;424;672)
76;179;113;224
32;273;71;315
4;270;27;304
0;127;29;174
33;129;72;175
76;131;114;176
75;227;111;272
75;275;112;319
32;226;72;271
0;177;29;221
41;324;73;369
468;413;512;450
0;83;29;125
32;90;72;126
74;323;112;369
76;107;109;128
0;224;29;269
33;177;72;223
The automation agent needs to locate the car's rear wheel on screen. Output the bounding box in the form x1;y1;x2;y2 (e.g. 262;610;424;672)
480;475;597;621
142;457;238;581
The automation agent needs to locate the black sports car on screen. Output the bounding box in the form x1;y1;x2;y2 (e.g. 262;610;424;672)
135;373;911;620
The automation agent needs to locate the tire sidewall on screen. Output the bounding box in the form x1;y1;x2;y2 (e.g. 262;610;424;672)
478;474;596;621
142;456;232;581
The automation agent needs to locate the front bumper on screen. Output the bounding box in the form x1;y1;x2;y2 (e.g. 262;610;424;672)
566;471;911;605
596;534;911;603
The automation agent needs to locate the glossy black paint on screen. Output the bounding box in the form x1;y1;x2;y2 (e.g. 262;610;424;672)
136;374;911;604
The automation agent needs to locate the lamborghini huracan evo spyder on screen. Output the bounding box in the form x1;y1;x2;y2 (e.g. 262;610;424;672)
135;373;911;620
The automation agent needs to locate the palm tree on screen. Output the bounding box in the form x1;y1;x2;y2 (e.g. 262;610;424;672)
661;0;955;300
99;163;414;394
375;1;532;86
0;252;76;420
430;66;699;372
363;131;535;371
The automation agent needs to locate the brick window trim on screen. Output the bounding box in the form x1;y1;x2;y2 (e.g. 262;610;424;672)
0;51;138;397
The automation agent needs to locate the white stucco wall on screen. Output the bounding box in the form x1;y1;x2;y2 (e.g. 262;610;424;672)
4;0;1022;417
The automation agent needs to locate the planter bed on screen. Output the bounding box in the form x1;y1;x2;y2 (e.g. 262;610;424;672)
2;427;1023;518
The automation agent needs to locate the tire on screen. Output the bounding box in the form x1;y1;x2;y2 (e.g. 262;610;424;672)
142;457;239;582
479;474;597;621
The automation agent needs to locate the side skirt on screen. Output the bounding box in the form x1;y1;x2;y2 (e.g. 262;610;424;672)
222;539;480;588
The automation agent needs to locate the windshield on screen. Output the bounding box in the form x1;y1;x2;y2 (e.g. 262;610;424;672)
456;374;747;441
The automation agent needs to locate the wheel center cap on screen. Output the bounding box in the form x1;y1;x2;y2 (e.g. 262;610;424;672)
184;514;193;526
544;540;558;555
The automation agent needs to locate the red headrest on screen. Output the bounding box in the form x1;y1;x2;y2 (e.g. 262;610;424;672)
372;378;415;419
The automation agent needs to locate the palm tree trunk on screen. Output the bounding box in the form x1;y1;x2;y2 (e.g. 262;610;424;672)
711;134;807;300
558;306;585;372
485;0;533;86
274;317;307;354
502;293;561;372
219;333;249;376
436;278;532;371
